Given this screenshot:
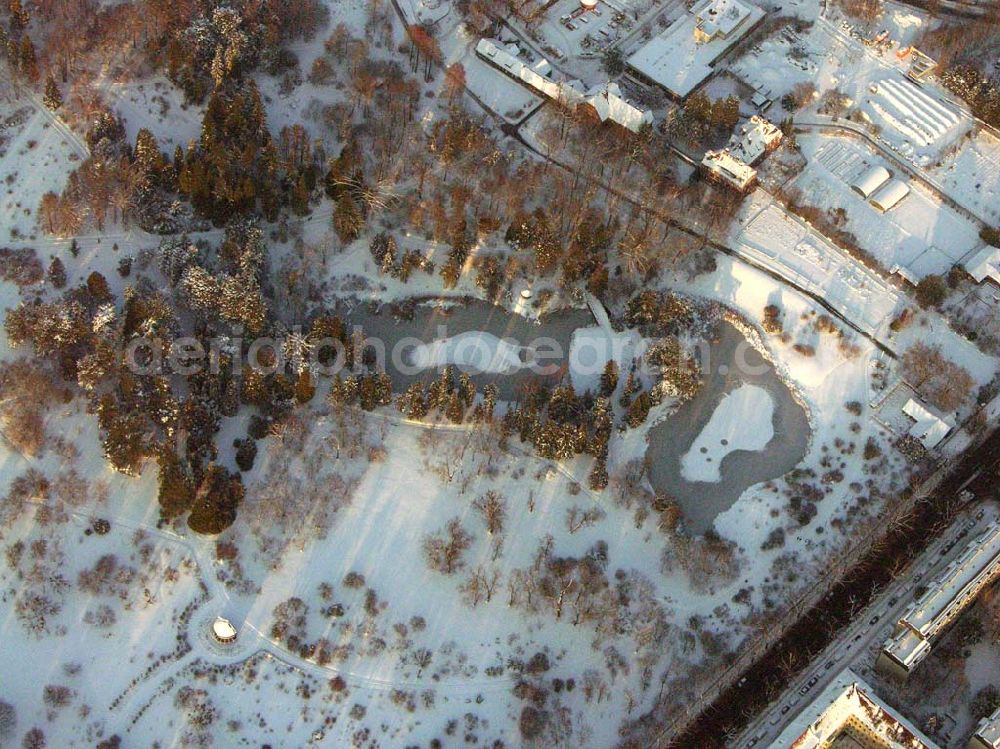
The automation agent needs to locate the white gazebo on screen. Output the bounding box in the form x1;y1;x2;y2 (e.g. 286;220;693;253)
211;616;238;644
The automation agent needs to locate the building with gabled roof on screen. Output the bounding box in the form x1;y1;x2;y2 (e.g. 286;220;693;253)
729;115;782;165
901;397;954;450
702;148;757;191
965;245;1000;287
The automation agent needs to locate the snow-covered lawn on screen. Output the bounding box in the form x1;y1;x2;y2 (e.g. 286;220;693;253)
0;97;82;241
930;129;1000;226
729;193;902;336
680;383;775;483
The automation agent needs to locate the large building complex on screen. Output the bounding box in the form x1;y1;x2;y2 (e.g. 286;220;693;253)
625;0;765;99
878;523;1000;680
476;38;653;132
770;670;941;748
476;39;653;133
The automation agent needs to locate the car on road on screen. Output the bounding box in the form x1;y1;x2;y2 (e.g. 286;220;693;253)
808;676;819;687
853;633;863;642
888;596;898;606
825;660;835;670
869;614;880;625
781;705;791;715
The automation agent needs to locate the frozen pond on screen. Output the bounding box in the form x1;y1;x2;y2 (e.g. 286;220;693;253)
646;323;811;535
342;298;593;400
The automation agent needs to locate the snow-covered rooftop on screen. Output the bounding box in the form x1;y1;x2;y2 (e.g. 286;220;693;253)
966;245;1000;286
870;179;911;212
769;669;941;748
729;115;782;165
477;39;653;132
625;0;764;99
902;397;953;449
883;523;1000;672
695;0;753;39
901;522;1000;635
974;705;1000;748
850;164;891;199
702;149;756;190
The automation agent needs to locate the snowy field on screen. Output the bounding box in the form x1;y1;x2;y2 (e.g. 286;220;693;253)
729;193;902;336
792;135;982;278
99;77;203;150
463;54;546;123
0;89;84;242
930;129;1000;226
730;21;851;106
3;0;1000;744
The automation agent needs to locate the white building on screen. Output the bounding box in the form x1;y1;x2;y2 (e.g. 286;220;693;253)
970;705;1000;749
878;523;1000;680
625;0;764;99
965;245;1000;287
850;165;892;199
476;39;653;133
211;616;238;644
870;179;911;212
770;669;941;748
901;397;954;450
729;115;782;165
701;148;757;191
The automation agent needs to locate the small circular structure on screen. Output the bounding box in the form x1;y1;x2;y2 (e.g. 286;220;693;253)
581;0;598;8
520;288;533;300
211;616;238;644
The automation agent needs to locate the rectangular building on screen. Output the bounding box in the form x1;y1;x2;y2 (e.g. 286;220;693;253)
878;523;1000;680
970;706;1000;749
476;39;653;133
702;148;757;191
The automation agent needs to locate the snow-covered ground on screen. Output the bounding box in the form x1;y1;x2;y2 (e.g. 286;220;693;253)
730;192;902;336
0;90;83;242
929;129;1000;226
3;0;1000;745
